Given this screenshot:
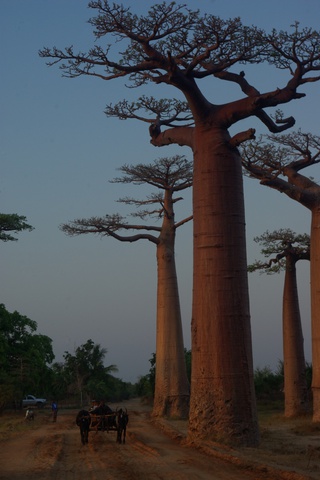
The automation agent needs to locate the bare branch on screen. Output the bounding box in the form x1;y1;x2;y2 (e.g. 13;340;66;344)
229;128;256;147
175;215;193;229
60;215;160;245
150;125;194;148
105;96;193;129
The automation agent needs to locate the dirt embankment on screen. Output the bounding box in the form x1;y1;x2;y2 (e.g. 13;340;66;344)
0;399;319;480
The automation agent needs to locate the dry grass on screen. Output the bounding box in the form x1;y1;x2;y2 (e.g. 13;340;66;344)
0;409;49;441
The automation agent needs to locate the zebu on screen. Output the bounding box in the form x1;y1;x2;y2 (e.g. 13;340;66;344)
25;408;34;421
116;408;128;444
76;410;91;445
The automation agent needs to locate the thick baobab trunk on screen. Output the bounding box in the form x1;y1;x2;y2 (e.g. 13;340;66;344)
153;199;190;418
188;126;259;446
282;258;308;417
311;208;320;421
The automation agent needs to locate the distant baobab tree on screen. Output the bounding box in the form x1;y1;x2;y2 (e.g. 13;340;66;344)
241;131;320;421
40;1;320;444
249;229;310;417
61;155;192;418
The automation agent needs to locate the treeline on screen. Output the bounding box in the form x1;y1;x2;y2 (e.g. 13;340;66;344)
137;351;313;405
0;304;135;411
0;302;312;412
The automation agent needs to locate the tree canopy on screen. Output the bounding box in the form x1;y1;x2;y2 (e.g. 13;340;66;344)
248;229;310;274
60;155;192;243
61;339;118;405
241;131;320;205
0;214;34;242
39;2;320;136
0;304;54;410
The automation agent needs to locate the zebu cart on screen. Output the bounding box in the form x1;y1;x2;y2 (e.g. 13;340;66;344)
89;411;118;433
88;405;129;443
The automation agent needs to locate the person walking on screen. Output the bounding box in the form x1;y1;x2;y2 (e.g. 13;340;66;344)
52;401;58;422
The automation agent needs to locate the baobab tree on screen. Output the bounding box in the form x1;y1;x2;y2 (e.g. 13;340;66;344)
61;155;192;418
40;1;320;444
242;131;320;421
249;229;310;417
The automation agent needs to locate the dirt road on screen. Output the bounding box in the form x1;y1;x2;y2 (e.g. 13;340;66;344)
0;399;318;480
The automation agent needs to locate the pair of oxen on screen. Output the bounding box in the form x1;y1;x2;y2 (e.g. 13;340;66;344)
76;406;128;445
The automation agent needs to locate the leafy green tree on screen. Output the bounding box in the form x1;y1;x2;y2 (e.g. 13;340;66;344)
47;361;69;401
135;375;153;400
101;376;135;402
40;1;320;445
148;353;156;395
0;214;33;242
49;352;134;404
254;365;284;401
305;362;313;393
0;304;54;410
137;349;191;400
254;361;312;404
62;339;117;406
135;354;156;400
184;348;191;383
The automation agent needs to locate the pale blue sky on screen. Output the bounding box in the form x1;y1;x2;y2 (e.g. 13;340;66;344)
1;0;319;382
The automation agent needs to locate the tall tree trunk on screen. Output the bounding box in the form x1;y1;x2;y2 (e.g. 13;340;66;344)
188;126;259;446
153;193;190;418
282;257;308;417
311;208;320;421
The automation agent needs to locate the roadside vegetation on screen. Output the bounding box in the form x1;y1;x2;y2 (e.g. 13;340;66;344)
138;352;313;414
0;303;135;412
2;302;311;415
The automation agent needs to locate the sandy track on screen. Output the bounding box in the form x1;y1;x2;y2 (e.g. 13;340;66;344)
0;399;318;480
